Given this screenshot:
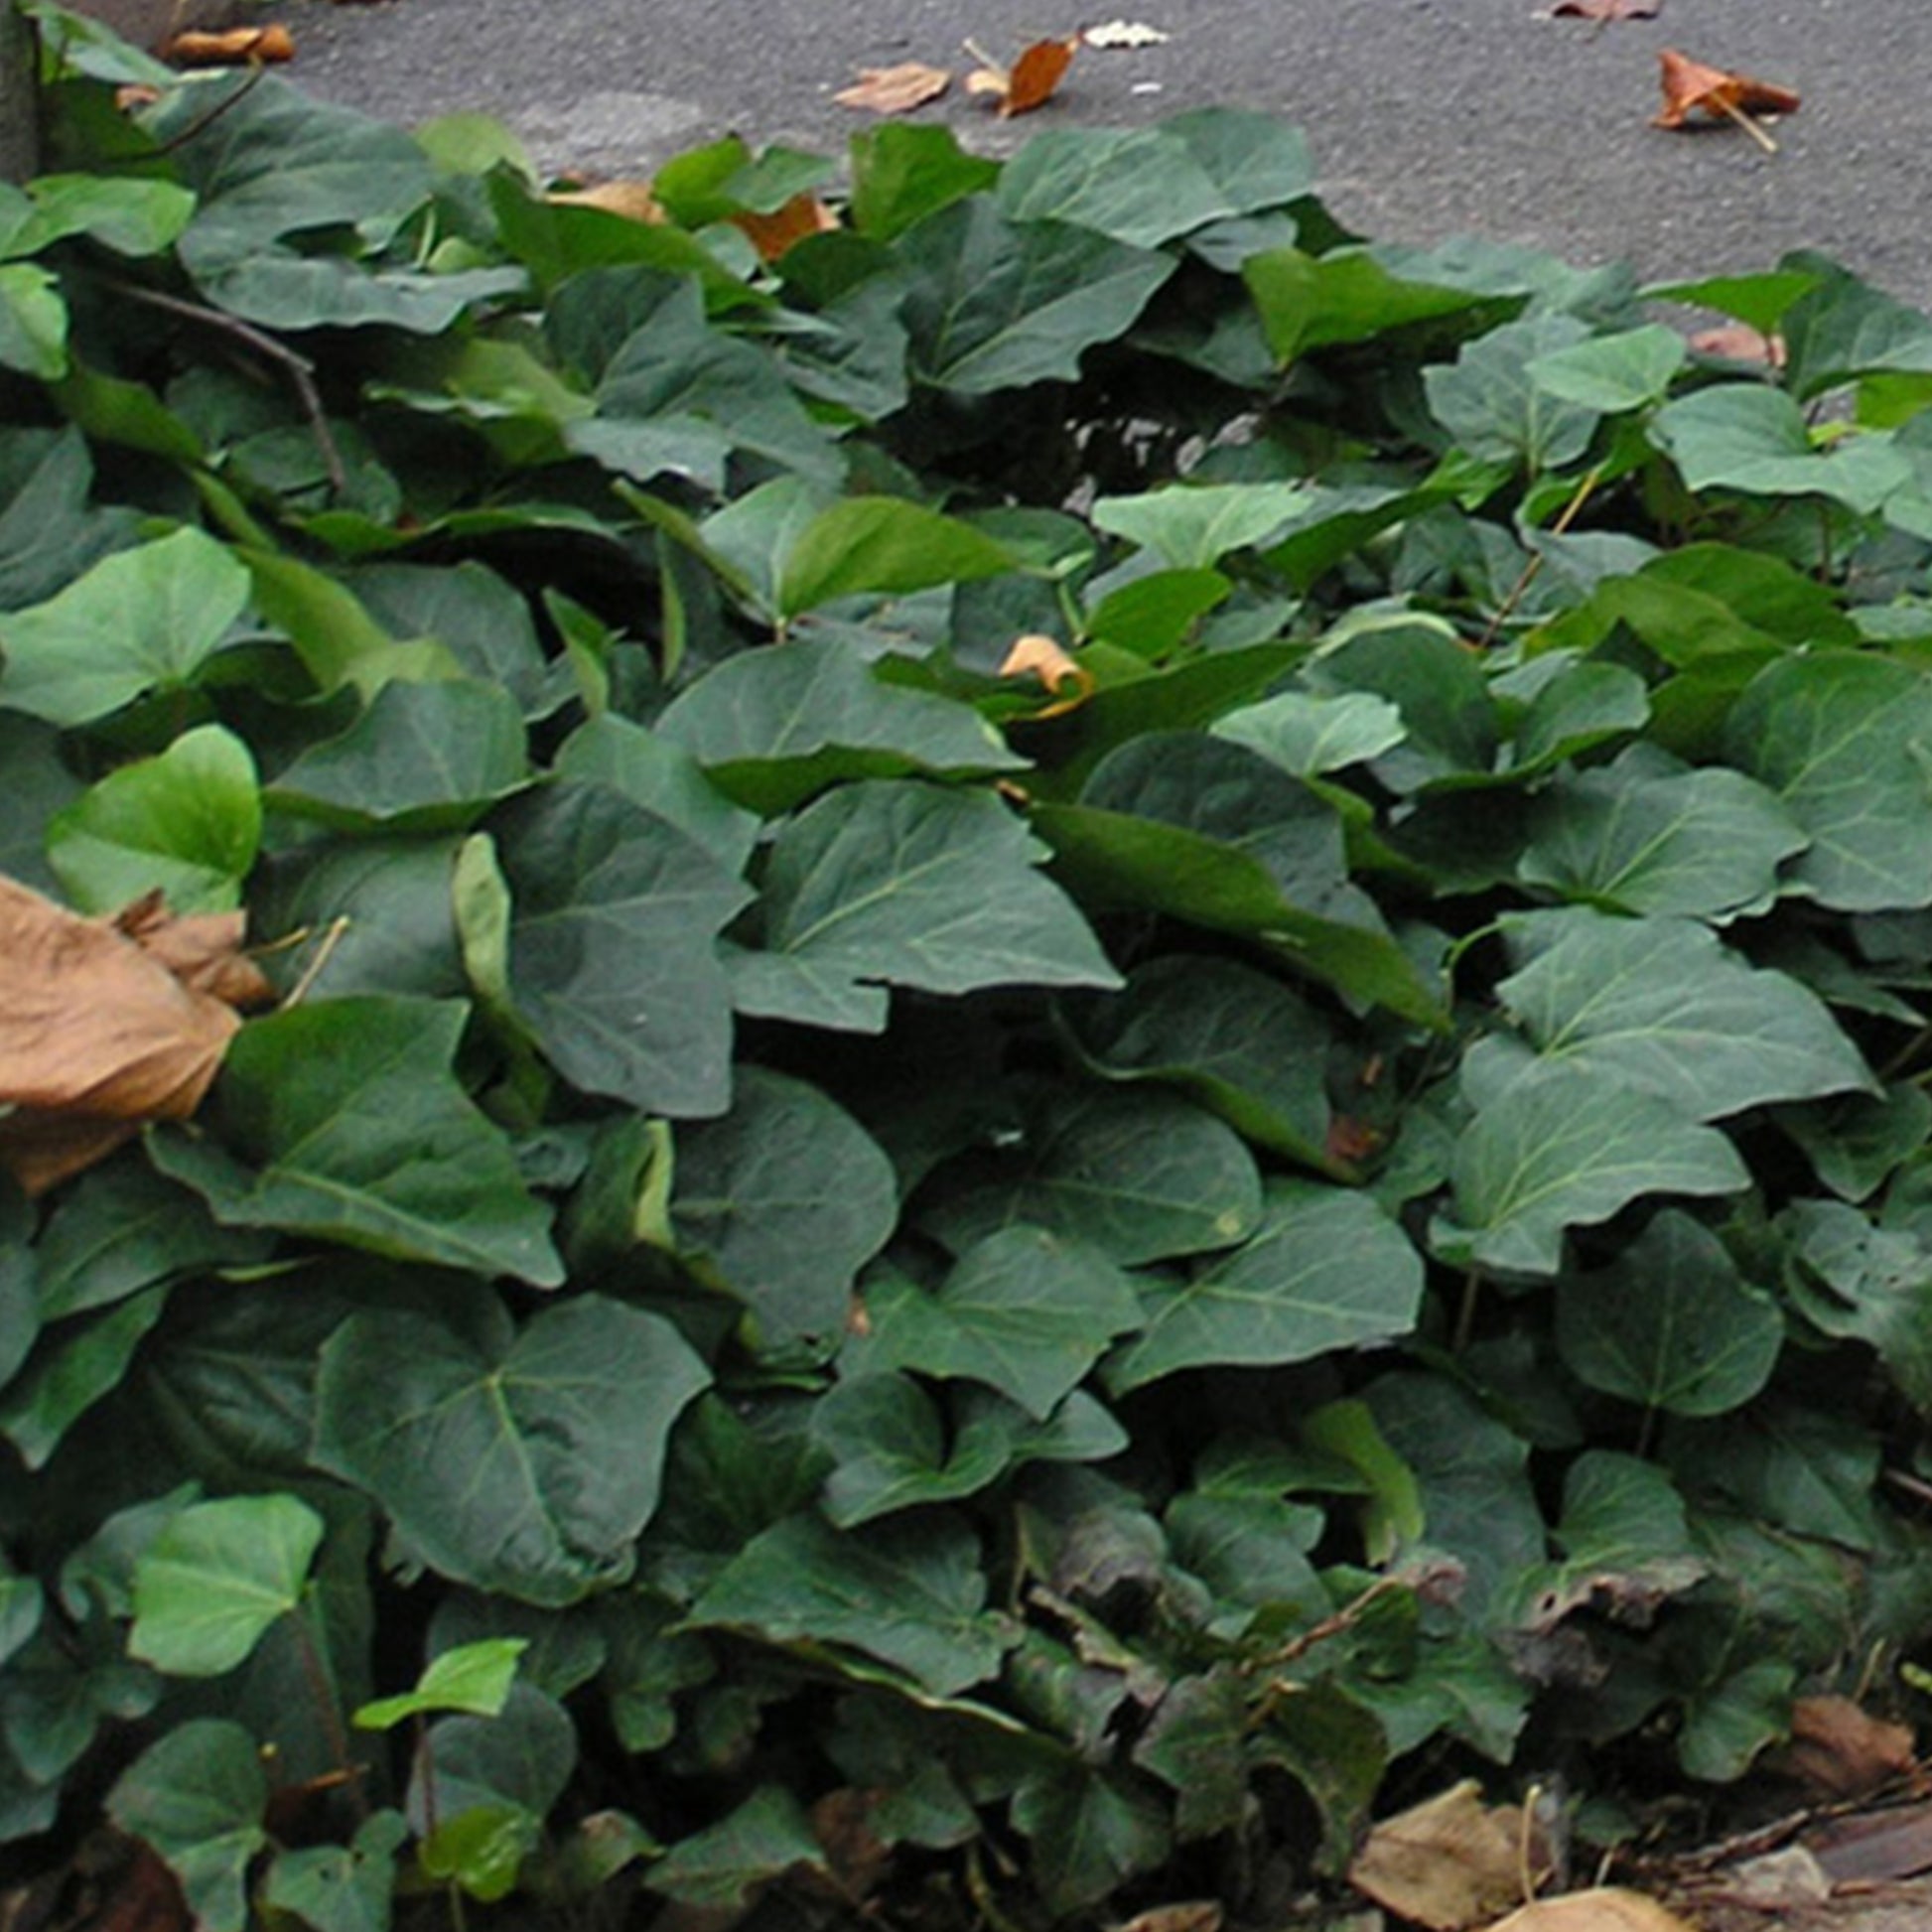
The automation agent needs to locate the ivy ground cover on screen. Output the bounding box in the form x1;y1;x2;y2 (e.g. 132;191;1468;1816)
10;9;1932;1924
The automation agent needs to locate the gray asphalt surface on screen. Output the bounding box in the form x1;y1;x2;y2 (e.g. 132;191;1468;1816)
271;0;1932;308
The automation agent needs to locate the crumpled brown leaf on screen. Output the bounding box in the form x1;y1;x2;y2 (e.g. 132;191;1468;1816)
733;194;840;262
1688;322;1786;367
1482;1889;1700;1932
161;24;294;64
1763;1695;1920;1801
1653;48;1800;130
1350;1780;1554;1931
965;35;1078;115
1546;0;1657;20
548;180;668;224
833;61;951;113
0;878;274;1196
999;632;1094;718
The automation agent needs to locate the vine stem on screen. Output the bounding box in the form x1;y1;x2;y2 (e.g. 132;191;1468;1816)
289;1598;368;1821
1475;463;1604;650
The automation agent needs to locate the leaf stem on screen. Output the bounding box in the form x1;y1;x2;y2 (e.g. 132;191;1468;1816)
1451;1270;1482;1353
1475;463;1603;649
1713;93;1779;154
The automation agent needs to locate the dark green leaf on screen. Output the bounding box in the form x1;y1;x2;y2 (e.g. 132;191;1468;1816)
107;1721;267;1932
650;1786;827;1909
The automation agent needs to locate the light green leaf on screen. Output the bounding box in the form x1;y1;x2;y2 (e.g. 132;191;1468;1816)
1780;1198;1932;1411
130;1494;324;1677
0;263;67;379
1556;1211;1782;1417
150;997;563;1286
1723;651;1932;911
14;176;196;258
923;1085;1261;1266
996;126;1239;248
1106;1178;1424;1392
1244;246;1491;365
672;1066;897;1352
263;1813;405;1932
48;725;260;915
313;1294;710;1605
1445;1061;1748;1277
1495;907;1872;1121
776;498;1016;617
354;1639;528;1730
266;681;528;832
1425;315;1599;472
497;783;753;1117
657;636;1024;816
687;1511;1012;1696
0;528;248;726
855;1227;1143;1419
1526;324;1687;412
107;1721;267;1932
849;124;1001;240
1651;384;1910;513
1091;482;1312;569
1212;689;1408;777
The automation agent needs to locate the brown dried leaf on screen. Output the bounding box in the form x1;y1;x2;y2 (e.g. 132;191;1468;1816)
1482;1889;1700;1932
548;180;668;224
0;876;267;1196
732;194;840;262
966;35;1078;115
808;1790;892;1899
1547;0;1657;19
161;24;294;63
1763;1696;1920;1800
1115;1905;1222;1932
1653;47;1800;129
1809;1799;1932;1884
999;632;1094;717
833;61;951;113
1688;322;1786;367
1350;1780;1537;1931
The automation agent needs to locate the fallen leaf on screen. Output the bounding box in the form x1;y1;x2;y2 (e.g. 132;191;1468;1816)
1350;1780;1547;1931
548;180;668;223
0;876;272;1196
1082;17;1171;47
732;194;840;262
965;35;1078;115
161;24;294;64
833;61;951;113
1545;0;1657;19
1763;1695;1919;1800
808;1789;892;1898
115;82;162;108
1115;1906;1222;1932
1653;48;1800;131
1325;1114;1383;1166
1688;321;1786;366
1482;1888;1700;1932
999;633;1094;717
1808;1798;1932;1883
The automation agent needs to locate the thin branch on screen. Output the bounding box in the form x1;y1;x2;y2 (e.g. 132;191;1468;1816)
147;63;267;157
1475;462;1604;649
108;278;347;496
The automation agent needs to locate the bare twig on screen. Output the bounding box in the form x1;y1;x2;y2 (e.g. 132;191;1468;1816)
147;64;269;158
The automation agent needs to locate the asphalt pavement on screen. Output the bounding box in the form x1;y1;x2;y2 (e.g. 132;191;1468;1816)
267;0;1932;309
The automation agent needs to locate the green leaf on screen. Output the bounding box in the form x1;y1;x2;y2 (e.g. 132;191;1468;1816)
107;1721;267;1932
1494;907;1872;1121
496;783;753;1117
554;715;759;872
1526;323;1687;412
1091;481;1312;569
997;127;1244;248
129;1494;324;1677
651;1786;827;1909
1065;954;1336;1171
897;196;1174;394
12;175;194;257
1425;315;1599;472
418;1806;538;1903
1650;384;1910;513
672;1066;897;1351
0;1287;170;1469
1779;1198;1932;1410
849;124;1000;240
313;1294;710;1605
855;1227;1143;1419
1106;1178;1423;1392
149;997;563;1286
48;725;260;915
776;498;1016;616
266;681;528;832
1244;246;1494;364
263;1813;405;1932
1556;1212;1783;1417
743;780;1118;1033
411;1682;575;1828
923;1086;1262;1266
657;636;1024;815
0;528;248;726
1668;1397;1880;1548
1522;745;1808;920
1678;1657;1796;1784
811;1373;1016;1527
354;1639;528;1730
0;263;67;379
1011;1767;1172;1914
1212;689;1408;778
1445;1061;1748;1277
1723;651;1932;911
687;1511;1012;1696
